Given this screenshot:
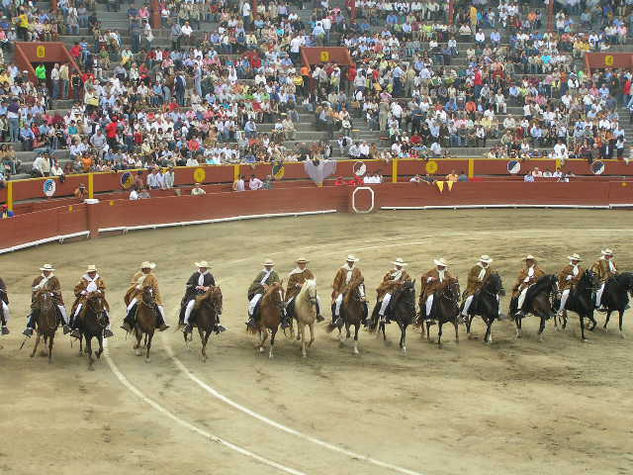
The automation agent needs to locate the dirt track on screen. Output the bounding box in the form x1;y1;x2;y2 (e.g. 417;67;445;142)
1;210;633;475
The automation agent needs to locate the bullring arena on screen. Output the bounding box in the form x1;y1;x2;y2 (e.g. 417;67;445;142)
1;162;633;475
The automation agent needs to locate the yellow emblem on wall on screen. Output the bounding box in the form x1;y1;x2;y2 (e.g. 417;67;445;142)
320;51;330;62
605;55;614;66
36;45;46;58
193;167;206;183
425;160;438;174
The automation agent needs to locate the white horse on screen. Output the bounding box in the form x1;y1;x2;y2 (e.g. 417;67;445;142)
294;279;318;358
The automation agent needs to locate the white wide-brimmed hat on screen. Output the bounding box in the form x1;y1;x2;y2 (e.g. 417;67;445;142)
296;257;309;264
568;253;582;261
433;258;448;267
525;255;536;261
195;261;211;268
601;249;614;256
346;254;359;262
392;257;408;266
40;264;55;271
479;255;493;264
262;259;275;266
86;265;98;272
140;261;156;269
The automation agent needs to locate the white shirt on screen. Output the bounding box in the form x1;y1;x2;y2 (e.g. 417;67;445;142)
129;189;139;200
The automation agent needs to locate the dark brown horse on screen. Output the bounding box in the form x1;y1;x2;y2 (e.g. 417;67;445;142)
511;274;558;341
248;282;284;359
184;286;223;362
327;276;365;354
78;292;107;370
421;277;461;347
134;286;158;362
30;291;58;362
600;272;633;337
0;278;8;335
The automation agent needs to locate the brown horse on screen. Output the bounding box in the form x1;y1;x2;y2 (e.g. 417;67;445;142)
30;291;58;363
327;276;365;355
78;292;107;370
248;282;284;359
184;287;223;362
134;286;158;362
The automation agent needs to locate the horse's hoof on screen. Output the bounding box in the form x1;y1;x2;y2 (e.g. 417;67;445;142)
353;349;359;355
302;353;307;359
259;346;265;353
135;349;142;356
581;338;589;343
96;352;102;359
467;334;473;340
538;336;544;343
145;358;151;363
77;352;83;357
401;346;407;354
620;332;625;339
88;365;95;371
268;353;274;359
338;341;344;348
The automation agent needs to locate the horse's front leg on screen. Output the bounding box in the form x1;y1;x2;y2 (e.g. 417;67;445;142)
437;322;443;347
352;324;359;355
259;329;268;353
298;322;307;358
48;333;54;363
579;314;587;341
537;317;546;342
30;333;40;358
96;336;103;359
145;331;153;363
466;314;473;339
604;311;612;330
618;310;625;338
86;336;94;370
79;335;84;355
307;323;315;348
399;323;407;353
453;318;459;344
269;327;277;359
484;320;493;344
515;316;522;339
199;327;208;362
134;330;143;356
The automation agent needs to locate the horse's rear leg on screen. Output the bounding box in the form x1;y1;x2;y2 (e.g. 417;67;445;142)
96;336;103;359
484;321;493;344
515;316;522;339
30;333;40;358
259;330;268;353
466;315;473;339
604;311;612;330
352;324;359;355
269;328;277;359
78;335;84;356
145;332;153;363
453;320;459;344
134;331;143;356
307;323;315;348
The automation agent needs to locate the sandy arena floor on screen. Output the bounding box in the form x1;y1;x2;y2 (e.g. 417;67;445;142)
1;210;633;475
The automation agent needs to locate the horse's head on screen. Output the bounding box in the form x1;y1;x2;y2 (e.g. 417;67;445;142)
484;272;505;296
616;272;633;294
443;277;461;301
303;279;318;305
580;269;600;291
86;291;105;313
348;276;365;301
141;286;155;306
199;286;223;311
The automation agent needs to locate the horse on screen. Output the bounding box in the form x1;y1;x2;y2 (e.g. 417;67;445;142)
421;277;461;347
0;280;8;334
184;286;222;362
600;272;633;337
511;274;558;341
463;272;505;344
368;280;416;353
292;279;318;358
248;282;284;359
30;291;58;363
78;292;107;370
554;270;599;341
133;286;158;362
327;276;366;355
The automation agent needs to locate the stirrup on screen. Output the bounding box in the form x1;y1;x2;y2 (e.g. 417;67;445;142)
158;323;169;332
183;323;193;334
23;327;33;337
215;324;227;334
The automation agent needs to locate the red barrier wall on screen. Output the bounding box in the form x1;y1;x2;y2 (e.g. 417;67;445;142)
3;181;633;253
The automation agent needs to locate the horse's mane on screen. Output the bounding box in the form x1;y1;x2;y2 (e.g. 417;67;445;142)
263;282;283;302
297;279;317;300
532;274;557;293
194;287;222;310
344;276;364;305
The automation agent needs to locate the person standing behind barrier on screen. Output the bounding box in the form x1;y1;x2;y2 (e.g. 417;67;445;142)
233;175;245;191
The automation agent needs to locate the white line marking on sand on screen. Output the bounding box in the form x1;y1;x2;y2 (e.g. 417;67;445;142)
103;341;305;475
164;340;422;475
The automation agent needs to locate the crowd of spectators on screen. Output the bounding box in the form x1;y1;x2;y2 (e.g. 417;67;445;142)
0;0;632;182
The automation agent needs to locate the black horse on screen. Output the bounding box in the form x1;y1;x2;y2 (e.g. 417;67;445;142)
420;277;461;346
554;270;599;341
463;272;505;344
600;272;633;337
368;280;416;353
78;292;107;370
510;274;558;341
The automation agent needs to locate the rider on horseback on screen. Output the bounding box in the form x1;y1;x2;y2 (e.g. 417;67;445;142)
331;255;366;326
461;255;494;320
591;249;618;311
512;255;545;317
121;262;169;332
23;264;71;337
285;258;324;322
246;259;288;330
556;253;583;317
69;265;113;339
0;277;9;335
372;258;411;325
182;261;226;334
420;258;452;321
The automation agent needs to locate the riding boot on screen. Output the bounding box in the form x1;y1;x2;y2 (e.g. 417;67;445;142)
22;312;36;337
315;302;324;322
214;314;227;333
155;307;169;332
280;309;291;329
121;305;136;332
1;325;8;335
246;301;260;329
103;314;114;338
